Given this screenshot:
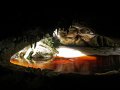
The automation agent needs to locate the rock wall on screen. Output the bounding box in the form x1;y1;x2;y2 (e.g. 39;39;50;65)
1;30;120;75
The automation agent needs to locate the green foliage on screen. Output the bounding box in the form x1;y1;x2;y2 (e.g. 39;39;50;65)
41;34;58;54
41;34;54;47
27;51;33;60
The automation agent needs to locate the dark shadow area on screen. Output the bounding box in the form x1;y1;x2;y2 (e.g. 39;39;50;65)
1;7;120;39
0;65;120;89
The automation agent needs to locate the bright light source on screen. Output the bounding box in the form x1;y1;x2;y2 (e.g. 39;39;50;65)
56;46;86;58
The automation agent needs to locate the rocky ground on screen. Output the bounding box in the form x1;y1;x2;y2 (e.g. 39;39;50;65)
1;33;120;89
1;37;120;89
1;29;120;75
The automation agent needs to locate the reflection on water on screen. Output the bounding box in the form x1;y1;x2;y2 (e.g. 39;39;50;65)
10;55;120;75
10;56;96;75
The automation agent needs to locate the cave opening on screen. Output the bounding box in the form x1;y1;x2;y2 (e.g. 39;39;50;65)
8;22;120;75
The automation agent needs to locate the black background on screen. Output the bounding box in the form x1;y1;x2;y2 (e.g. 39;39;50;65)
0;7;120;89
1;7;120;39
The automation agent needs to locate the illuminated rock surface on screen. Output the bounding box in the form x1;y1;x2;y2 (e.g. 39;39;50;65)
0;29;120;75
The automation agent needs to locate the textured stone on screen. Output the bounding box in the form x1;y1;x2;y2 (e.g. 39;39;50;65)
1;29;120;75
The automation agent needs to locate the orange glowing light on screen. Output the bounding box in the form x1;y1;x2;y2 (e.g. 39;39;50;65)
10;59;54;69
10;56;96;71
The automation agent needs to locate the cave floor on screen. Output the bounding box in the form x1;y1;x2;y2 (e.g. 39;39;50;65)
0;66;120;89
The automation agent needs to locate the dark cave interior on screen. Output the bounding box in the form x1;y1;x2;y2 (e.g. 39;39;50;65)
0;7;120;89
1;8;120;39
